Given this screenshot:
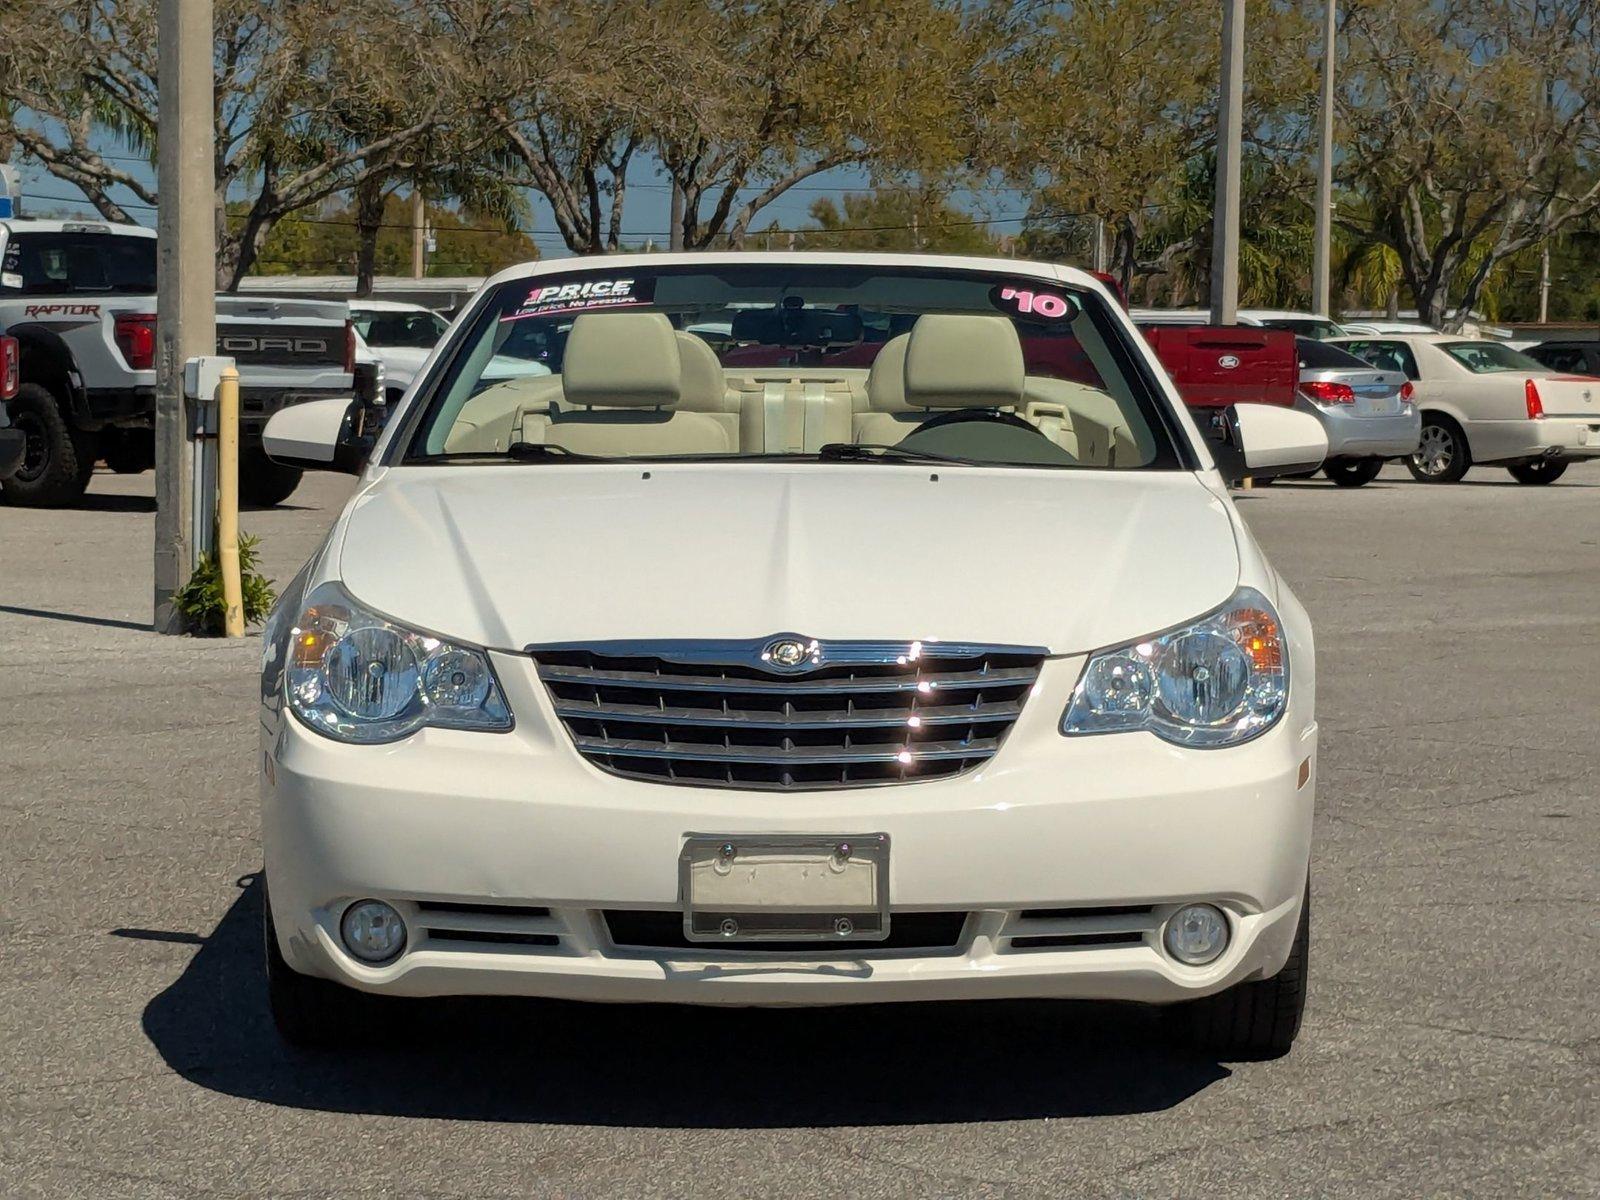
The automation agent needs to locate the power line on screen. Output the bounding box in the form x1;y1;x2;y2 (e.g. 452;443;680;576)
17;188;1074;248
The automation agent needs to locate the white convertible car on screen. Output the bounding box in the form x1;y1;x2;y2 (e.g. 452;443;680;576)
258;253;1327;1058
1332;333;1600;484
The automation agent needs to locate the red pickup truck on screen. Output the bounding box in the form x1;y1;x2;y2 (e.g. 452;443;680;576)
1138;324;1298;410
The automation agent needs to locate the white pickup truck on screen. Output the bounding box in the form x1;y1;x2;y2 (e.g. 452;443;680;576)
0;218;355;506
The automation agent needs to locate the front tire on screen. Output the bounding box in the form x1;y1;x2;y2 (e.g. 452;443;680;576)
1324;458;1384;487
263;882;375;1048
239;446;304;507
1173;886;1309;1059
1407;415;1471;483
0;382;97;507
1507;459;1568;485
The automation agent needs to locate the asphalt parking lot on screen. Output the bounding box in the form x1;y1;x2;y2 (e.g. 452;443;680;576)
2;465;1597;1199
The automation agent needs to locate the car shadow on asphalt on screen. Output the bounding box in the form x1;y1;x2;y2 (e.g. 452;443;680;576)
68;490;158;513
132;875;1232;1127
0;603;149;631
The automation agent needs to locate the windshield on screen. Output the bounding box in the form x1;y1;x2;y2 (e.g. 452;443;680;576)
354;308;448;348
1442;342;1547;374
402;264;1182;470
2;231;156;295
1259;318;1347;340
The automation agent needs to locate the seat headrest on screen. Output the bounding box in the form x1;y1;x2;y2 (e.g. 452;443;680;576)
903;315;1025;409
674;332;731;412
865;334;913;412
562;312;681;408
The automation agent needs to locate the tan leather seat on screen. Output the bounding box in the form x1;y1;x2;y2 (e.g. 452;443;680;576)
856;316;1029;444
673;332;757;451
520;313;734;456
444;374;566;454
854;335;925;445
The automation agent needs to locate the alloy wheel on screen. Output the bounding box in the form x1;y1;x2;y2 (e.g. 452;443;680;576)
13;411;49;483
1413;424;1454;477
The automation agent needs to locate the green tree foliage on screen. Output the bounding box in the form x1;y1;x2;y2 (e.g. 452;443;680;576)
786;189;1003;254
459;0;1008;255
250;195;539;279
0;0;455;288
1334;0;1600;329
1002;0;1315;297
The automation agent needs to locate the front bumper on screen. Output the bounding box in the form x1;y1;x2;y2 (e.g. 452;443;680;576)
1307;401;1420;459
262;654;1317;1007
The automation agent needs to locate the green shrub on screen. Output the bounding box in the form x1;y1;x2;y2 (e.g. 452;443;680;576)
174;532;277;636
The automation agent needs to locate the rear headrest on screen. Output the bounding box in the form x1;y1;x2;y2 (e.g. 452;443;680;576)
865;334;913;412
562;312;681;408
674;332;731;412
903;315;1025;409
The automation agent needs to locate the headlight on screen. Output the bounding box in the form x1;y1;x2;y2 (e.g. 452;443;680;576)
286;581;512;743
1062;587;1287;747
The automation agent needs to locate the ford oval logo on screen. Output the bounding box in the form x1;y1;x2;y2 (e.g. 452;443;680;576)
763;637;814;671
1218;354;1241;370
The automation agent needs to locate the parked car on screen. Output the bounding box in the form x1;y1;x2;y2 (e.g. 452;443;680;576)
256;252;1326;1059
349;300;448;405
1238;309;1351;340
1332;334;1600;483
0;217;354;506
1524;339;1600;377
1292;337;1418;486
1132;307;1350;340
1338;320;1435;337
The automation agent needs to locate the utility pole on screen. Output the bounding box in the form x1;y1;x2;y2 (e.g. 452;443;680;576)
1538;244;1550;325
669;180;685;252
411;190;425;278
1209;0;1245;325
1091;215;1108;273
153;0;216;633
1312;0;1336;316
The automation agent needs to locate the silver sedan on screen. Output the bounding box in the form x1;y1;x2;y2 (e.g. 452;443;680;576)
1293;338;1420;486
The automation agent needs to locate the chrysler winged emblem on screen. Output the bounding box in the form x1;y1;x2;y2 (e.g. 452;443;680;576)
763;637;814;671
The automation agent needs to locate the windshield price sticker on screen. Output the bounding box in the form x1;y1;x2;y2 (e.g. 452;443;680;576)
990;283;1078;324
503;276;656;322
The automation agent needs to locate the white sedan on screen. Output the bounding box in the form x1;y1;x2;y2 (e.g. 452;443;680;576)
257;252;1327;1059
1332;334;1600;484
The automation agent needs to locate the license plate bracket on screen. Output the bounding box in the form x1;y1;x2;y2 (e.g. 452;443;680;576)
679;833;890;943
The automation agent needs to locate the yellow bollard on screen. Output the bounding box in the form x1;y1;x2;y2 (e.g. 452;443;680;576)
217;366;244;637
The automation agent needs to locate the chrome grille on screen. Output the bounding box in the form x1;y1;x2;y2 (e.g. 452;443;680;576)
530;637;1047;791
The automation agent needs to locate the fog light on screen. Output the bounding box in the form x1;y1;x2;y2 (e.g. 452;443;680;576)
340;899;406;963
1163;904;1229;966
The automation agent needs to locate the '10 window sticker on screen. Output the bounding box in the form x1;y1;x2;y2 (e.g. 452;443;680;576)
992;283;1077;322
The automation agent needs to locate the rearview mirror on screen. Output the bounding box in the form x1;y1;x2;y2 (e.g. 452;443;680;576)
1208;404;1328;484
729;307;864;347
262;397;373;474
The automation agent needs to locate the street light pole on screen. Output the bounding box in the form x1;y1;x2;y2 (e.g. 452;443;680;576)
1210;0;1245;325
153;0;216;633
411;190;426;279
1312;0;1336;316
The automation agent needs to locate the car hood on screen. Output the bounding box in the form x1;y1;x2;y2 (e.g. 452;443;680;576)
335;464;1241;654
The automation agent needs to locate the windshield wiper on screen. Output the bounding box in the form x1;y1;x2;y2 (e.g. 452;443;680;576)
816;442;983;466
410;443;610;464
